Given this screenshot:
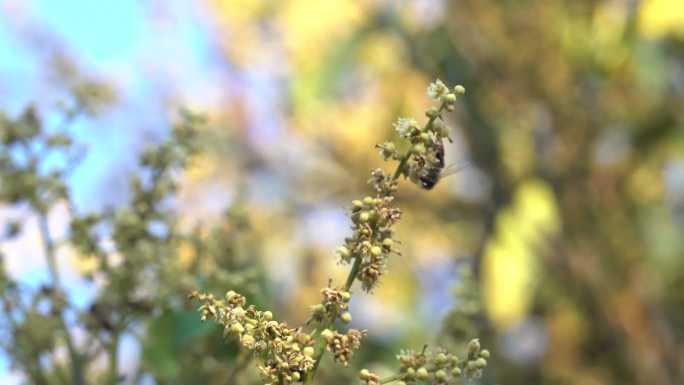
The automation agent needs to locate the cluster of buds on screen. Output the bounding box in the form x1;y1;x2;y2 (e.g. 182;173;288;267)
378;79;466;190
336;176;401;292
321;328;366;366
189;290;316;384
310;285;352;324
381;339;488;385
359;368;380;385
463;338;490;378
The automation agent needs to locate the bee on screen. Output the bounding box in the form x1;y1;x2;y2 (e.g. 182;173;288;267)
419;141;469;190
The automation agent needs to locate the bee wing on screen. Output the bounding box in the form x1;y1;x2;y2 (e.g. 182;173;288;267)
441;161;470;178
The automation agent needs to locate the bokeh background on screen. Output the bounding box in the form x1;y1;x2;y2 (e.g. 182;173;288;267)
1;0;684;384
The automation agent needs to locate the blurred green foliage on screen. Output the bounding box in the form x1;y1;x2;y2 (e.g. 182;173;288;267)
2;1;684;384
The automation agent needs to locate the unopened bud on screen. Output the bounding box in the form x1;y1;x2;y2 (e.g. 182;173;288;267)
321;329;334;342
230;322;244;334
303;346;315;357
467;338;481;357
340;312;352;323
412;143;426;155
416;367;429;380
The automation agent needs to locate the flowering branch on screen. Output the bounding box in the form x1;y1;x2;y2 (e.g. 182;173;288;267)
191;79;488;385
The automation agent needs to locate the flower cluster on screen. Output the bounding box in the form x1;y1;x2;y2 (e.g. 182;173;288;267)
367;339;488;385
310;285;352;324
359;368;380;385
336;173;401;292
321;328;366;366
191;80;481;385
189;290;316;384
379;80;466;190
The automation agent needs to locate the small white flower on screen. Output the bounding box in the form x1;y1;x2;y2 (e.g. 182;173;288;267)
427;79;448;101
393;117;417;138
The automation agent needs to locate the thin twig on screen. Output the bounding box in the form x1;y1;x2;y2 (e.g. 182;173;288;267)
38;213;87;385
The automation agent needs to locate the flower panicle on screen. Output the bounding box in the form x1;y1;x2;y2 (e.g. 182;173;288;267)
189;290;316;384
358;339;489;385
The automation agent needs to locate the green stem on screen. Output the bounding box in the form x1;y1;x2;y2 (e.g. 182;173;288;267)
227;350;253;384
379;374;404;384
305;103;446;385
344;253;363;291
392;153;411;180
107;333;119;385
38;213;87;385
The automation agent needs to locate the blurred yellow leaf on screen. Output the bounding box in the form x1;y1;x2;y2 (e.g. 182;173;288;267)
639;0;684;38
483;179;560;328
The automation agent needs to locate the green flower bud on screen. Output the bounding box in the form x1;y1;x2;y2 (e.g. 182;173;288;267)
363;196;374;205
475;357;487;369
467;360;478;371
230;322;244;334
359;212;370;222
436;352;448;365
370;246;382;256
420;132;430;142
232;307;246;318
479;349;490;359
382;238;393;247
467;338;481;357
341;291;351;302
454;85;466;94
367;209;378;221
435;369;447;380
412;143;426;155
405;368;416;379
321;329;334;342
416;367;429;380
451;367;462;376
263;311;273;321
352;200;363;209
432;119;444;131
426;107;440;118
312;304;325;315
359;369;371;380
292;372;301;381
241;334;255;349
303;346;315;357
444;93;457;104
340;312;352;323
